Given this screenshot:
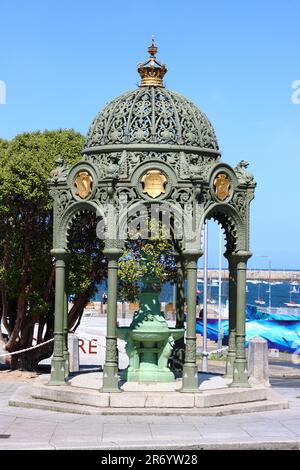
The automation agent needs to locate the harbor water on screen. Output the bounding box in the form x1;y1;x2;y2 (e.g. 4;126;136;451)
93;279;300;310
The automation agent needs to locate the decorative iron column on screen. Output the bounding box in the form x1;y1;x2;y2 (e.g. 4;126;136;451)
181;249;202;392
230;250;252;387
172;252;185;372
63;254;70;379
101;246;122;392
49;248;68;385
224;252;237;379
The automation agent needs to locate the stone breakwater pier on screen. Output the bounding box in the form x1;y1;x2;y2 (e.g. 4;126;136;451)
198;269;300;282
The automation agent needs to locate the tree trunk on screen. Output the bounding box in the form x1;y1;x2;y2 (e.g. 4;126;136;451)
6;232;31;357
68;288;92;330
1;288;11;335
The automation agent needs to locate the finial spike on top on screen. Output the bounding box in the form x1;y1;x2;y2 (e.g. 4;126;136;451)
148;36;157;57
137;39;167;87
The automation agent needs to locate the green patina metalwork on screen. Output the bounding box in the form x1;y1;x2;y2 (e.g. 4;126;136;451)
48;44;256;390
117;251;184;382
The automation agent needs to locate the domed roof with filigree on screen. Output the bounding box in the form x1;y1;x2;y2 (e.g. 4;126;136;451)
84;40;219;154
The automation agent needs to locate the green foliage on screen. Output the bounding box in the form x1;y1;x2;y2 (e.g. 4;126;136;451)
0;129;85;303
27;292;49;318
0;130;106;369
0;138;9;157
0;130;84;211
207;353;226;361
118;220;177;302
67;213;107;300
118;257;146;302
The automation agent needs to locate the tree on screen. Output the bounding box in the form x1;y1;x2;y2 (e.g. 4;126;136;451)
118;220;177;302
0;130;107;370
0;131;180;371
0;138;9;351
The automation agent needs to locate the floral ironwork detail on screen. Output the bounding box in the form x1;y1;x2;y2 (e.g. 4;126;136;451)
230;192;247;220
105;337;118;363
84;88;219;151
56;190;73;216
172;188;193;204
185;338;196;359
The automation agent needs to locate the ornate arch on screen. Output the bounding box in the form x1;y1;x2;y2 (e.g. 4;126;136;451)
202;202;246;253
117;198;195;247
55;201;106;250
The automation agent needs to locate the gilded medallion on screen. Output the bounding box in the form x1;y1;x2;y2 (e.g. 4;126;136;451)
74;171;93;199
141;170;167;198
213;173;231;201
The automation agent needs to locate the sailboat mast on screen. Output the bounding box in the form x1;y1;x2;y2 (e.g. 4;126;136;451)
217;225;222;355
268;256;271;314
202;221;208;372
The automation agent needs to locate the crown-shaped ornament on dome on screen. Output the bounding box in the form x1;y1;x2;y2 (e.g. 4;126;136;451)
137;37;167;87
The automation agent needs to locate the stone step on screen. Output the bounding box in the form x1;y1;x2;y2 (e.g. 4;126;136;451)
9;384;288;417
25;373;274;411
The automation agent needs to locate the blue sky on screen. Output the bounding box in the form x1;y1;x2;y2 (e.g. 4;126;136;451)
0;0;299;269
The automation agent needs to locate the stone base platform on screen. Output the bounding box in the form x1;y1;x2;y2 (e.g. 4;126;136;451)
8;371;289;416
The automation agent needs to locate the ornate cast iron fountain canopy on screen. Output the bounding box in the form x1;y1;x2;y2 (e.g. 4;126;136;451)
48;40;256;390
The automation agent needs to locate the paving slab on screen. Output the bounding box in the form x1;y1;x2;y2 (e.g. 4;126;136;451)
71;414;130;424
127;415;184;424
240;423;297;438
0;442;55;450
278;423;300;435
150;424;202;440
102;423;152;442
5;417;57;443
195;423;252;440
30;420;103;447
0;415;16;432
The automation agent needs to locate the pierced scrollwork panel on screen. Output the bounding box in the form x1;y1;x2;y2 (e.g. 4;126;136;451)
193;107;219;150
56;190;73;217
186;153;215;180
171;187;194;204
85;89;136;147
129;90;152;143
95;187;110;204
113;187;138;208
122;151;180;177
84;87;219;150
200;187;213;210
230;192;248;220
170;93;201;146
154;88;178;144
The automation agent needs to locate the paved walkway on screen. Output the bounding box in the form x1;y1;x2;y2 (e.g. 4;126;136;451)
0;380;300;449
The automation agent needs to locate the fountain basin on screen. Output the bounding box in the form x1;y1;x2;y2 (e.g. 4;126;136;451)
117;324;184;382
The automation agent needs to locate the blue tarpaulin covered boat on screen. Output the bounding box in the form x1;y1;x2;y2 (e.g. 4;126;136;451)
195;305;300;353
